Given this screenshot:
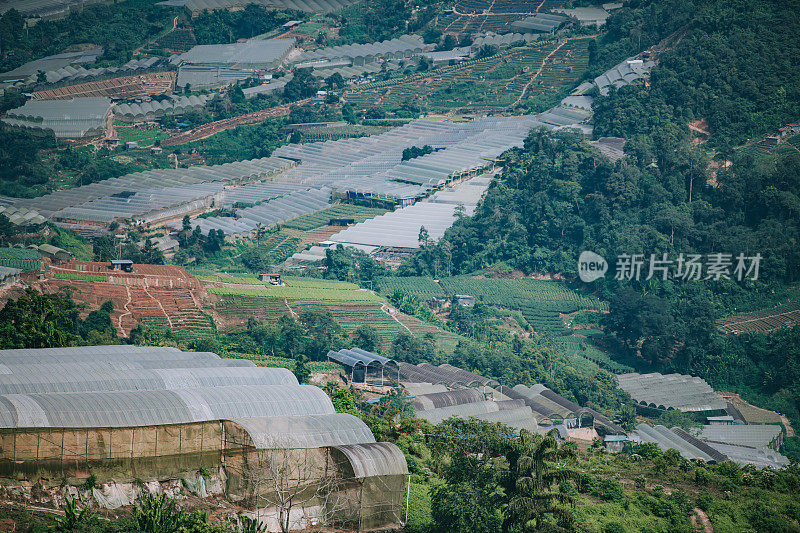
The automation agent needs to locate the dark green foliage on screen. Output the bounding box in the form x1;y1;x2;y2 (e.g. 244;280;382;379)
0;127;57;196
192;5;298;44
401;145;435;161
335;0;437;45
293;354;311;383
0;1;175;72
0;290;118;348
187;119;286;165
54;497;96;532
283;68;320;101
352;324;380;352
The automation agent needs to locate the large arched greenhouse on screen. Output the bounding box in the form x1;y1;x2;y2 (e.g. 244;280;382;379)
0;346;407;531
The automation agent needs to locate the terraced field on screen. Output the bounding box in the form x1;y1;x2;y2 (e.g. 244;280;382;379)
555;335;634;375
717;300;800;334
345;39;590;114
375;276;446;300
438;275;606;336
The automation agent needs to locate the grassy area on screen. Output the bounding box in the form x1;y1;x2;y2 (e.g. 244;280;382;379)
115;124;169;148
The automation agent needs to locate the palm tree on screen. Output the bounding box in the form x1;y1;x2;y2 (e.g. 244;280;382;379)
505;430;580;533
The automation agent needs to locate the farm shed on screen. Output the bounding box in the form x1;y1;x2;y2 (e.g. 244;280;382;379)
0;346;407;530
617;372;728;412
35;243;71;263
328;348;399;386
1;97;112;138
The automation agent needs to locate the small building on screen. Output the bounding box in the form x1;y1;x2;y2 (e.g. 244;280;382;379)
455;294;475;306
125;141;139;149
151;146;163;154
110;259;134;272
604;434;630;453
765;135;782;145
329;218;355;226
36;244;72;264
0;266;21;289
258;273;283;285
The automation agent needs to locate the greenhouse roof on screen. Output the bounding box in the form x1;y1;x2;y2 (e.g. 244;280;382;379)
327;348;396;369
0;384;336;429
233;414;375;449
695;424;783;449
2;97;112;138
157;0;360;13
412;389;485;411
176;40;294;68
617;372;727;412
334;442;409;478
0;366;297;395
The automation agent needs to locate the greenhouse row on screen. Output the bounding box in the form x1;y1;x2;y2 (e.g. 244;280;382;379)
172;188;332;236
293;35;426;68
114;94;212;123
0;48;103;84
39;56;164;85
19;156;294;217
0;346;408;529
632;423;790;469
616;372;728;412
1;97;112;138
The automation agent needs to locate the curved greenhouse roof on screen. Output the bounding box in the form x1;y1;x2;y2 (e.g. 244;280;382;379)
412;389;484;411
334;442;409;478
232;413;375;450
0;366;296;394
0;385;333;429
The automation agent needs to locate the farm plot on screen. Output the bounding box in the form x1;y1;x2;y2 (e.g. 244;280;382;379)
298;124;391;142
554;335;634;375
438;275;606;336
207;284;382;302
345;40;589;114
282;205;388;231
375;276;446;300
116;124;169;148
716;300;800;334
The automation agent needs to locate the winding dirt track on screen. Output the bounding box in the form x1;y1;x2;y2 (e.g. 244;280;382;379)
161;98;311;146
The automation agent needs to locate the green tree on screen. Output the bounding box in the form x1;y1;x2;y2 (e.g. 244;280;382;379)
505;432;580;532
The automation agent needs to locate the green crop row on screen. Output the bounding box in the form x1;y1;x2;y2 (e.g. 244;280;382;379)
208;285;382;302
53;272;108;282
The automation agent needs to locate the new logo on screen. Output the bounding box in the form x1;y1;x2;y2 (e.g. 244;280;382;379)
578;251;607;282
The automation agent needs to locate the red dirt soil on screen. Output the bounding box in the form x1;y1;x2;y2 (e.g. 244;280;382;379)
43;262;209;337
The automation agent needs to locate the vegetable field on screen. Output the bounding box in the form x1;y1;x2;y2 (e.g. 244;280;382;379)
53;272;108;282
438;275;606;336
376;276;446;300
208;285;382;302
283;205;388;231
554;335;634;375
345;39;590;114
